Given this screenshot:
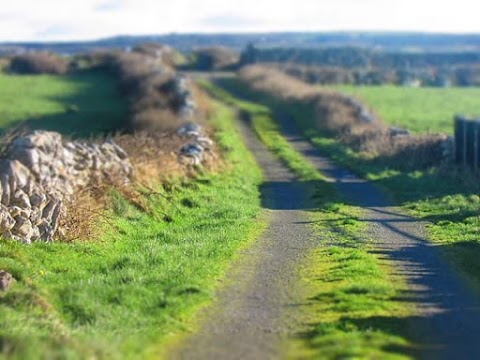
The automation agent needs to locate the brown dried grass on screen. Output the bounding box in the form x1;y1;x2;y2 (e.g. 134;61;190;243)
240;65;447;170
9;52;70;75
59;186;109;242
240;65;384;135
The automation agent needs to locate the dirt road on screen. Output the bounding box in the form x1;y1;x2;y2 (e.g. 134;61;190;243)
276;113;480;360
172;112;318;360
173;95;480;359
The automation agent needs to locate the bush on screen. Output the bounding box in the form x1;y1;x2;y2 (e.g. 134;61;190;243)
133;43;186;68
239;65;447;170
0;57;10;73
192;47;239;70
131;108;182;132
9;52;69;75
96;48;208;133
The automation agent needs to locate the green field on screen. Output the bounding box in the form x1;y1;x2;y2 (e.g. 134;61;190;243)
0;70;128;137
331;85;480;134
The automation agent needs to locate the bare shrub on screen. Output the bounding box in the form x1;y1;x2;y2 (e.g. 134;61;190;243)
101;51;171;95
0;57;10;72
239;65;318;100
133;43;185;68
131;109;182;132
192;47;240;70
239;65;447;171
60;187;106;242
10;52;69;75
114;130;219;186
97;49;209;133
240;65;384;135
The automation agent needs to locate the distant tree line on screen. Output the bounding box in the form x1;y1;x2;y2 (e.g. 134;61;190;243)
240;46;480;69
239;45;480;87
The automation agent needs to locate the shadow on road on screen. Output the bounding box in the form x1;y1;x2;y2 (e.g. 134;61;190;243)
213;77;480;359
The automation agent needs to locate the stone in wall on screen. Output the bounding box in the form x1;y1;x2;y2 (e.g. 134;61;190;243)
0;270;14;291
178;123;214;166
440;135;455;162
0;131;133;243
172;75;198;120
388;127;411;137
343;96;375;124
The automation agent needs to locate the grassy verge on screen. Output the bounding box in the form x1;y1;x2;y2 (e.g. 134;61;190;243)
296;203;416;359
200;80;321;182
206;80;418;359
0;70;128;137
0;100;264;359
224;77;480;296
330;85;480;134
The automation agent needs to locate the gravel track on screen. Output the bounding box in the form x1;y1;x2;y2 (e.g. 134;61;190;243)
276;113;480;360
173;85;480;359
172;115;318;360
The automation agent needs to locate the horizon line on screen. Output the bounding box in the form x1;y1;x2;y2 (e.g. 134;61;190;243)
2;29;480;44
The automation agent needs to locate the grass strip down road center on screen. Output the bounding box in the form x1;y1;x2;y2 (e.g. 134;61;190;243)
204;80;419;359
221;76;480;299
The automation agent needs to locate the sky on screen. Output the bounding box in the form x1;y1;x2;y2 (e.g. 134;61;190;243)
0;0;479;42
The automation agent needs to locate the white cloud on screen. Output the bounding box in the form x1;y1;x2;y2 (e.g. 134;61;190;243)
0;0;479;41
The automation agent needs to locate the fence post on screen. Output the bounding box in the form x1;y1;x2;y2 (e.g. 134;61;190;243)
454;116;460;164
474;121;479;171
466;120;475;167
454;116;466;165
464;118;467;166
476;120;480;170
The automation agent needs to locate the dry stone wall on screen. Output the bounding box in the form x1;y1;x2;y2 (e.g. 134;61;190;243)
0;131;133;243
178;123;215;165
172;75;198;120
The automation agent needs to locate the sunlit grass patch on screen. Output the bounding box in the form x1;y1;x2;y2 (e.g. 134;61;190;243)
297;203;417;359
0;70;128;136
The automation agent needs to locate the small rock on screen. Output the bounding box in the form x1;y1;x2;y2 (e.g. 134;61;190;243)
13;216;33;240
177;122;202;137
181;143;204;156
389;127;411;137
0;270;14;291
196;136;213;150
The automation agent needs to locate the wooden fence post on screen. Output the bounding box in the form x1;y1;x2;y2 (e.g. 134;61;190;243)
454;116;460;164
474;121;479;171
466;120;475;167
454;116;466;165
464;118;468;166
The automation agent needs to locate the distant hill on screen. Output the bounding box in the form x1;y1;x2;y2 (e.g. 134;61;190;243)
1;32;480;55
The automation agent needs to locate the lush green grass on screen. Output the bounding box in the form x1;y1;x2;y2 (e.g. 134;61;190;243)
0;101;264;359
330;85;480;134
208;80;417;359
0;70;128;137
297;202;417;359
